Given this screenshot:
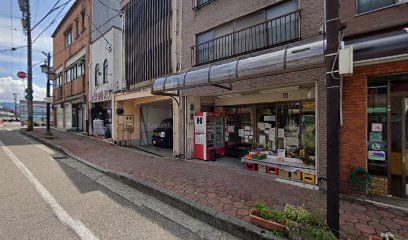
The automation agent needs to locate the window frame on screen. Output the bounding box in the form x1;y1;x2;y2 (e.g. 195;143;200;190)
75;17;80;38
193;0;216;10
64;27;73;47
355;0;398;15
103;59;108;84
81;10;86;32
95;63;100;86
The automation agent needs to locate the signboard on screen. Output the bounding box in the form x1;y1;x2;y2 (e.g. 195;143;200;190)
91;89;111;102
368;151;386;161
17;71;27;79
371;123;383;132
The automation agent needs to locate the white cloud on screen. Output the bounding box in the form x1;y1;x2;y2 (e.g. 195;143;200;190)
0;76;46;102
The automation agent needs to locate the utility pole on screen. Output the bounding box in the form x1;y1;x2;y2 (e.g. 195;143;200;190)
326;0;341;237
13;93;18;120
18;0;34;131
40;52;53;138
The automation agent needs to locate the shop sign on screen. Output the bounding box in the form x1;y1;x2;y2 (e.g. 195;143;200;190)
368;141;384;151
368;151;386;161
369;132;382;142
371;123;382;132
92;89;111;102
302;102;315;109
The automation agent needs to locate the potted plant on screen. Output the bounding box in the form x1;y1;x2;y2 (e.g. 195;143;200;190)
250;203;285;232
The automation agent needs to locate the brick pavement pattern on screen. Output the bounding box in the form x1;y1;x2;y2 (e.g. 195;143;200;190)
29;129;408;240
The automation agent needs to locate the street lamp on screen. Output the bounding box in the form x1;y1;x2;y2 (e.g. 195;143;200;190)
40;52;55;139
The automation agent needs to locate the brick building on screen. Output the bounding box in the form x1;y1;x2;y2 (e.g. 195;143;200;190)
152;0;328;188
52;0;92;133
339;1;408;197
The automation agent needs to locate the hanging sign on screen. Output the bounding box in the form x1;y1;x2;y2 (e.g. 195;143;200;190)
371;123;383;132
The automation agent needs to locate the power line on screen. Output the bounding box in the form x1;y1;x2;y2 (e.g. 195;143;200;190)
95;0;120;14
32;1;69;44
80;1;112;51
31;0;73;31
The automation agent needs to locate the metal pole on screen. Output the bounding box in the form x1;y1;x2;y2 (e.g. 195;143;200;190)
326;0;340;237
45;52;53;138
26;0;34;131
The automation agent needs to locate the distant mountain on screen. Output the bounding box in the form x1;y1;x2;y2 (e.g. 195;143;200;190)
0;102;16;112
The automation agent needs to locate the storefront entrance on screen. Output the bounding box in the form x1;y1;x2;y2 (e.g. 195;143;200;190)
367;74;408;197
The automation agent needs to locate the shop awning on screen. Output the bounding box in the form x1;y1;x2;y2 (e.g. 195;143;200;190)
346;28;408;63
152;40;326;94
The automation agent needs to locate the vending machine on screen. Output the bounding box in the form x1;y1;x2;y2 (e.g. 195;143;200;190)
194;112;225;161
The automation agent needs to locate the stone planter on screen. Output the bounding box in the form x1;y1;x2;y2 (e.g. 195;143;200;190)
249;210;285;232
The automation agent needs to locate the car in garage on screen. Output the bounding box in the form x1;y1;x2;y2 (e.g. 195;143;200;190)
152;118;173;149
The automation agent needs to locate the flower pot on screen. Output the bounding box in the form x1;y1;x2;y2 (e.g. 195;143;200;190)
368;237;381;240
249;210;285;232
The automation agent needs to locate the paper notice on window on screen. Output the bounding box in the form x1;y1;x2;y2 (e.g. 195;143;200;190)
264;130;269;134
278;128;285;138
269;128;275;139
228;125;235;133
259;135;266;144
277;149;286;158
245;131;250;136
195;134;205;145
245;138;249;143
239;129;245;137
257;122;265;131
371;123;382;132
249;135;253;140
265;123;271;129
264;116;275;122
245;126;251;131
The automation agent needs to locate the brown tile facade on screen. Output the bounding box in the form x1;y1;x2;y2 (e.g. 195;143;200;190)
52;0;92;131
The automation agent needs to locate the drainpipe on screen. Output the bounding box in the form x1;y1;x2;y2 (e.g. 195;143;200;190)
325;0;341;237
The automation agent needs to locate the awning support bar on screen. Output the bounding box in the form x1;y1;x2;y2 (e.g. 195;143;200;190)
211;82;232;91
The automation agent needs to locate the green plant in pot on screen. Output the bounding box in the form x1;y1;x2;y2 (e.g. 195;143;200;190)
250;203;285;232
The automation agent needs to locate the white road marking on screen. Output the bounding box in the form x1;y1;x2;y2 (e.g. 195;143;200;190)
0;139;99;240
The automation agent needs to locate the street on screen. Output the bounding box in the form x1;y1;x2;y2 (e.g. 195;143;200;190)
0;124;237;240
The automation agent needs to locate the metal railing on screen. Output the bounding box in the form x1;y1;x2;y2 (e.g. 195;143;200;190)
191;10;301;66
192;0;216;10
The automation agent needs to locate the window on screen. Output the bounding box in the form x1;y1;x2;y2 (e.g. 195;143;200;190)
193;0;216;10
65;69;71;83
81;10;86;31
54;75;62;88
357;0;397;14
95;64;100;86
75;18;79;37
194;0;299;65
103;59;108;84
65;28;72;47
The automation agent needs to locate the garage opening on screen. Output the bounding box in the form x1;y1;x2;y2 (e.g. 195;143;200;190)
139;99;173;157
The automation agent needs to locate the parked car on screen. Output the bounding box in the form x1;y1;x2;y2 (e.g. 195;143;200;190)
152;118;173;149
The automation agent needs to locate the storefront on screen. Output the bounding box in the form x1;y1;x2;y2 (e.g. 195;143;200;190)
152;39;327;187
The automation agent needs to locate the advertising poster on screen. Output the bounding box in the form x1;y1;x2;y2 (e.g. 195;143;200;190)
368;151;386;161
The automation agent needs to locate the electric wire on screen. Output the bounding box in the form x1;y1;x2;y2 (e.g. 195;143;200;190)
31;0;73;31
95;0;120;13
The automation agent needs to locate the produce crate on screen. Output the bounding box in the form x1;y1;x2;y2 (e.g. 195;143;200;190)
302;172;316;184
252;154;266;160
266;166;279;175
258;164;267;173
244;163;258;171
290;171;302;180
278;169;289;177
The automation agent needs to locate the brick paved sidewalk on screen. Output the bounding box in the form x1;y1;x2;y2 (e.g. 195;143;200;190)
28;129;408;239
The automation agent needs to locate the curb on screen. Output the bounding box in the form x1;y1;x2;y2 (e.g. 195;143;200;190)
21;130;283;240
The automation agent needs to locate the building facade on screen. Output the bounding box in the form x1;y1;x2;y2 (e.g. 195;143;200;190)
153;0;328;187
89;0;123;137
113;0;182;155
339;0;408;197
52;0;92;132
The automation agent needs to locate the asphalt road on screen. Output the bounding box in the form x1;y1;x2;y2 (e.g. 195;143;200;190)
0;123;238;240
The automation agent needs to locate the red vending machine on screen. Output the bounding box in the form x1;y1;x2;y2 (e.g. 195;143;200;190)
194;112;225;161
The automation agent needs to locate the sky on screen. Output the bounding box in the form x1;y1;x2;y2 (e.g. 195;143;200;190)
0;0;74;103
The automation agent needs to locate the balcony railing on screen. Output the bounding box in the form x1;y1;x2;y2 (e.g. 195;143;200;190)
53;87;63;102
63;76;85;98
191;10;302;66
192;0;216;10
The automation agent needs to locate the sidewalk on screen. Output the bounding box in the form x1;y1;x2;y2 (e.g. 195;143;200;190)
26;129;408;240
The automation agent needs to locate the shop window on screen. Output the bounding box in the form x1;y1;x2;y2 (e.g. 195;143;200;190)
256;107;277;150
356;0;397;14
367;76;388;176
301;102;316;158
277;102;300;156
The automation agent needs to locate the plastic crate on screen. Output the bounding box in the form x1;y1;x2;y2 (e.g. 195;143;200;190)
244;163;258;171
302;172;316;184
278;169;289;177
290;171;302;180
258;164;267;173
266;166;279;175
